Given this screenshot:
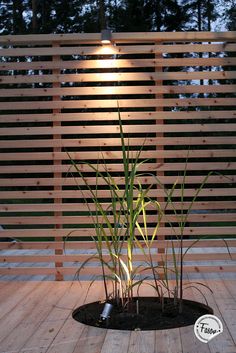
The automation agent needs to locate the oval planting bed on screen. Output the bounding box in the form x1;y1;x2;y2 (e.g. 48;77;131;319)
72;297;213;331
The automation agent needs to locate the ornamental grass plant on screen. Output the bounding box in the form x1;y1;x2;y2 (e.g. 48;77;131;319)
67;111;153;310
66;111;230;317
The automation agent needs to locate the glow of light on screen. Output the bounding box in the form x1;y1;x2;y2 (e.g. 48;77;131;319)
95;45;118;55
101;39;111;44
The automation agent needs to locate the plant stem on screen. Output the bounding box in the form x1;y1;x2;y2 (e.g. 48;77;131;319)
179;229;183;314
101;259;109;301
149;248;161;301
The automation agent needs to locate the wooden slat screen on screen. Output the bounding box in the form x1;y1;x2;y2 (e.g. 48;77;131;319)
0;31;236;280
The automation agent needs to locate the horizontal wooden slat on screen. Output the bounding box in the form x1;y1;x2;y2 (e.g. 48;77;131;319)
0;252;235;263
0;136;235;149
1;227;236;238
0;188;235;199
1;174;234;187
0;98;236;111
1;43;236;57
0;213;235;225
2;84;236;98
1;57;236;71
1;123;235;136
0;31;235;45
1;239;235;250
0;265;235;276
1;110;236;123
1;201;235;212
1;149;235;161
0;162;235;174
1;70;236;84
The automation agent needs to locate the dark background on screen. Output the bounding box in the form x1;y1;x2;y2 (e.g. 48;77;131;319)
0;0;235;35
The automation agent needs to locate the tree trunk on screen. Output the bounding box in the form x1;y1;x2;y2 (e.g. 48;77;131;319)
154;0;162;31
197;0;204;99
99;0;106;30
206;0;212;89
12;0;25;34
32;0;37;33
207;1;211;30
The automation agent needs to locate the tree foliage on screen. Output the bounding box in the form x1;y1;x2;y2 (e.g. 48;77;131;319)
0;0;234;35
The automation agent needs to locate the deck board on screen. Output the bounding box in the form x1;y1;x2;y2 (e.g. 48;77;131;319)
5;283;74;352
205;277;236;349
101;330;131;353
186;275;236;353
0;280;235;353
155;329;182;353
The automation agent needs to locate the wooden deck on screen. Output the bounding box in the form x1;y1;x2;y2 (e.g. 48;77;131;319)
0;276;235;353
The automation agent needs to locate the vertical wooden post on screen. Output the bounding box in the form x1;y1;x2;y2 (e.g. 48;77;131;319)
155;42;165;273
53;42;63;281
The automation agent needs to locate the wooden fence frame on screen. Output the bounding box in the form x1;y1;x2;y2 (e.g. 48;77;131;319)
0;31;235;280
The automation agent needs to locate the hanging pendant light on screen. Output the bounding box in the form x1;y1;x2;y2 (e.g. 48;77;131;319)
101;29;112;44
